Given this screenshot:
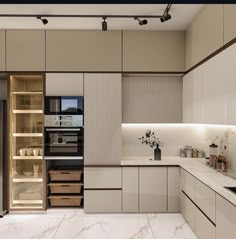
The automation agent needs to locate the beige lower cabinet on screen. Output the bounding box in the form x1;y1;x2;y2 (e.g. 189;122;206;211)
216;194;236;239
196;207;216;239
180;168;196;202
168;167;180;212
84;190;122;213
180;192;196;232
139;167;167;213
195;179;216;223
122;167;139;212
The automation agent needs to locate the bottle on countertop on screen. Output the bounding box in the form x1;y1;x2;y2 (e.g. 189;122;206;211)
209;143;218;168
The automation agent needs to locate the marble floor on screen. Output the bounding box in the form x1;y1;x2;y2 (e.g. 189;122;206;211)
0;210;198;239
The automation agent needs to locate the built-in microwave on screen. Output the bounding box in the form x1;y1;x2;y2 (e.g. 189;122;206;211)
44;127;83;159
45;96;83;115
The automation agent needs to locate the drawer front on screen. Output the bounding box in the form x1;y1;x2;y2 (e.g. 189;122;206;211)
196;207;216;239
180;192;196;232
122;167;139;212
84;167;121;189
196;179;216;223
168;167;180;212
180;168;196;201
84;190;122;213
216;194;236;239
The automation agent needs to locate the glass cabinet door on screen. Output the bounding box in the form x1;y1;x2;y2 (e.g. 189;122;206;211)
9;75;45;210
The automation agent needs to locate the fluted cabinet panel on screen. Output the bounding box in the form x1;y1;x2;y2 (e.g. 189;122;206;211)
224;43;236;125
0;30;5;71
46;73;83;96
84;73;122;165
122;75;183;123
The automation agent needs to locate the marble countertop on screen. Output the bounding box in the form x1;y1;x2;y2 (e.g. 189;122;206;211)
122;156;236;207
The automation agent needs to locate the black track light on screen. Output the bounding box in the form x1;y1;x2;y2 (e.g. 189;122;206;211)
134;17;148;26
102;17;107;31
160;13;171;23
37;16;48;25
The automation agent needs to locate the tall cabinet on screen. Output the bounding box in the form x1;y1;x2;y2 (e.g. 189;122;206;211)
84;73;122;165
9;75;45;210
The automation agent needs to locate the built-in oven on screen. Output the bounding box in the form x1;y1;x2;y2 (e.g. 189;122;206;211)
45;96;83;115
44;127;83;160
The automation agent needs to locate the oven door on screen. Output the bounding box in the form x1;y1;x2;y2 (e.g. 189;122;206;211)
44;128;83;159
45;96;83;115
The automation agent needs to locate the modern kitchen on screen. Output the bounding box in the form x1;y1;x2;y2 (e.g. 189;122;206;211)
0;3;236;239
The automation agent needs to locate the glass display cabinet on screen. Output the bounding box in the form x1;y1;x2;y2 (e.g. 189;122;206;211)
9;75;45;210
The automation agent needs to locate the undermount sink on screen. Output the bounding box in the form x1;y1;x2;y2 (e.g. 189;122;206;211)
224;187;236;194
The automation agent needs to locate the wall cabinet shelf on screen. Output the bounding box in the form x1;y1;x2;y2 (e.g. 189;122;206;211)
12;133;43;137
12;176;43;183
13;110;43;114
13;156;43;160
9;74;45;210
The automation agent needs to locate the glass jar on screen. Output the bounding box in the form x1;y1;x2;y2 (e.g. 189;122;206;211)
192;148;198;158
180;148;186;157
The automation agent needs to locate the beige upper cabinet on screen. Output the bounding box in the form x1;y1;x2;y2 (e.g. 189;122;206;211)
122;75;183;123
186;5;223;69
46;30;122;71
223;5;236;44
123;31;186;72
6;30;45;71
0;30;5;71
46;73;83;96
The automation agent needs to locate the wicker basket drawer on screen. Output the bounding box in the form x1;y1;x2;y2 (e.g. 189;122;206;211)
48;196;83;207
48;183;83;194
49;170;82;181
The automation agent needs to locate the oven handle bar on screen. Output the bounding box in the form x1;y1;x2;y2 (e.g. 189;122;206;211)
44;156;83;160
45;128;81;131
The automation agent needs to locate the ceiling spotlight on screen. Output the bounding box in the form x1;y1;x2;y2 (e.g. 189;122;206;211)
102;17;107;31
37;16;48;25
160;13;171;23
134;17;148;26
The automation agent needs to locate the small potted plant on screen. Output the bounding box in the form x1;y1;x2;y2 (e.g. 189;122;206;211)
138;130;161;160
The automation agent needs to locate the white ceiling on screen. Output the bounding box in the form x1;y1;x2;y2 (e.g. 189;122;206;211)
0;4;203;30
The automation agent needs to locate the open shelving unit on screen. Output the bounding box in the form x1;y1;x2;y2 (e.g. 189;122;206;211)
9;74;45;210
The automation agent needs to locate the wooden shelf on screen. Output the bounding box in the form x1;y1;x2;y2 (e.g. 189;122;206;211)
12;133;43;137
13;110;43;114
12;92;43;95
13;176;43;183
13;156;43;160
13;200;43;204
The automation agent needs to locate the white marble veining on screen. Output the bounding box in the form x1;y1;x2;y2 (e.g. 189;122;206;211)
122;156;236;207
0;210;197;239
148;214;198;239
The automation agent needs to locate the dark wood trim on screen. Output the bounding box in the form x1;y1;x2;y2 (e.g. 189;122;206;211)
84;188;122;190
0;71;185;75
182;190;216;227
121;165;179;167
185;37;236;75
84;165;121;167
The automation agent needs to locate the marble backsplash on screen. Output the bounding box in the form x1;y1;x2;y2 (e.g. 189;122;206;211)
122;124;236;170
